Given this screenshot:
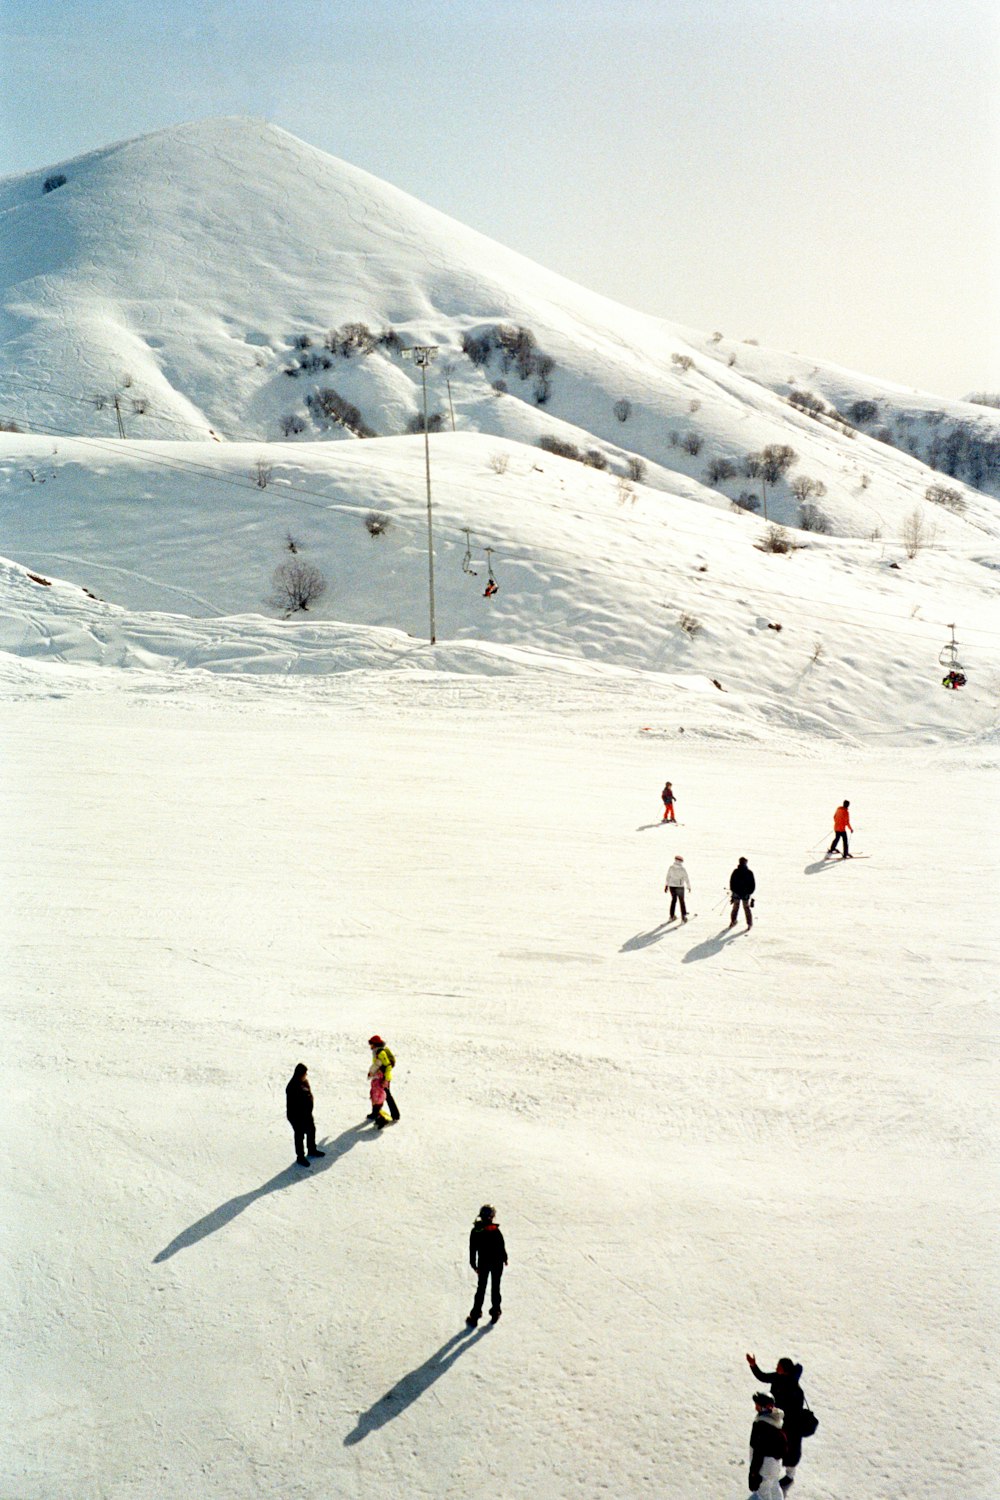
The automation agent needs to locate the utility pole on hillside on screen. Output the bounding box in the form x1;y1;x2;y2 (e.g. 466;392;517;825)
401;344;439;644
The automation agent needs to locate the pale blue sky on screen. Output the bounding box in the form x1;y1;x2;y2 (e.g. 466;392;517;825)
2;0;997;397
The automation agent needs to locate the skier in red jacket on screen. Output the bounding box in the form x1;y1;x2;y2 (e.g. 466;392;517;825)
828;800;853;858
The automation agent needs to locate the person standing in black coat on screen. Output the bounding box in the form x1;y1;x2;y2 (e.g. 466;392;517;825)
747;1391;786;1499
285;1063;325;1168
729;857;756;929
747;1353;805;1488
466;1205;508;1326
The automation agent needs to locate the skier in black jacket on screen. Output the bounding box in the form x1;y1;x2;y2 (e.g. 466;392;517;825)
747;1353;805;1487
466;1205;508;1326
729;857;756;929
748;1391;786;1498
285;1063;325;1167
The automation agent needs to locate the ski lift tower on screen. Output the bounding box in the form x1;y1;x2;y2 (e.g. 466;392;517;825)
401;344;439;644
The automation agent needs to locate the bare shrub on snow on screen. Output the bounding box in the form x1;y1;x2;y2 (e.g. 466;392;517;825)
406;411;445;434
901;507;935;559
759;524;795;554
268;560;328;615
799;502;832;534
538;435;581;461
925;483;966;514
705;458;738;486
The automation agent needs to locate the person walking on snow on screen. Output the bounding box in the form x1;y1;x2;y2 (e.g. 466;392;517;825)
664;854;691;922
828;800;853;858
286;1063;325;1167
467;1204;508;1326
367;1035;400;1128
661;781;677;822
729;857;755;929
747;1391;786;1500
746;1353;806;1489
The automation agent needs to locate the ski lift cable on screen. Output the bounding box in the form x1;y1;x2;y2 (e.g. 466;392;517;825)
0;374;216;435
0;411;356;514
3;411;1000;644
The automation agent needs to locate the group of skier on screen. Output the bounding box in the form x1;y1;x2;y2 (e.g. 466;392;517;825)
660;783;859;931
658;784;832;1492
663;783;757;928
285;1037;399;1166
286;1038;505;1326
745;1352;816;1497
663;849;756;930
282;781;836;1476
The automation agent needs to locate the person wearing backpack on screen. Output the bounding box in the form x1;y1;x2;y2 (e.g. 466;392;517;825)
466;1204;508;1326
746;1353;811;1490
367;1035;400;1128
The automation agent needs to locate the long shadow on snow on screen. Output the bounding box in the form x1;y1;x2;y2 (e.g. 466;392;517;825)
804;857;845;875
152;1122;377;1262
681;927;748;963
344;1327;492;1445
621;922;674;951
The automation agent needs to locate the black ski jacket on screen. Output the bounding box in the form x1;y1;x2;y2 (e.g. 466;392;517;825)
469;1221;508;1271
730;864;756;899
286;1076;315;1126
749;1412;786;1487
748;1360;805;1430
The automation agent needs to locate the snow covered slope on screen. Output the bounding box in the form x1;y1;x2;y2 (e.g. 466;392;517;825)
2;431;998;740
2;117;998;537
3;678;997;1499
2;116;998;1500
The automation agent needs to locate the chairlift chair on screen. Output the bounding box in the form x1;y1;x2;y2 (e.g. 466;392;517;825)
939;624;966;688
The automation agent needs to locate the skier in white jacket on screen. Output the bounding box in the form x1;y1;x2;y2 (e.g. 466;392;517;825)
664;855;691;923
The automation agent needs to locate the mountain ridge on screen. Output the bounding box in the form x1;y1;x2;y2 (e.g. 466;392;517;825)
2;116;997;534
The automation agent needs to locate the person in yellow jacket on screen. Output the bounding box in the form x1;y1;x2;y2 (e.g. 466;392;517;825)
367;1034;400;1128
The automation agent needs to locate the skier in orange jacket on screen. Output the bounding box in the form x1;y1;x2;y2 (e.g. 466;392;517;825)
828;800;853;859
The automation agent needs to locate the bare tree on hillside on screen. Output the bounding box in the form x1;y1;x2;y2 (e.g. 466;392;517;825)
901;507;934;559
790;475;827;506
744;444;797;520
268;560;328;616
